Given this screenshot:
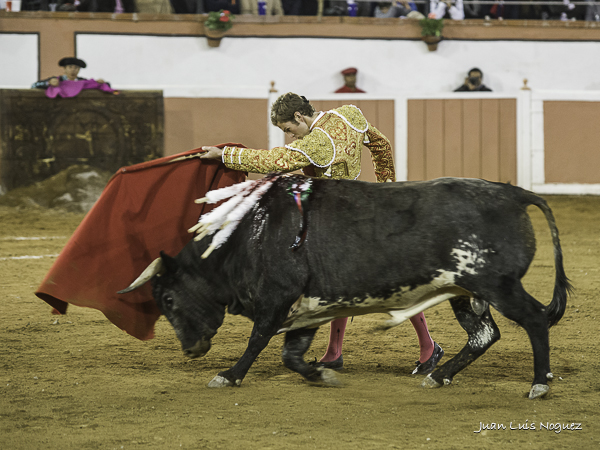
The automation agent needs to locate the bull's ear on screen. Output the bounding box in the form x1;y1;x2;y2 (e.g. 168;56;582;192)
160;251;179;274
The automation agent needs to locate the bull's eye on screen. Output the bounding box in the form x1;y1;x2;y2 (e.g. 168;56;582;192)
163;296;174;310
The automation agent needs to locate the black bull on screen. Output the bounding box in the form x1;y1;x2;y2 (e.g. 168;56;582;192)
120;176;571;399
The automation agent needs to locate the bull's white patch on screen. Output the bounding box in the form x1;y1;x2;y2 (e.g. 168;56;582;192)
278;270;471;333
452;236;492;276
278;236;493;333
468;321;496;350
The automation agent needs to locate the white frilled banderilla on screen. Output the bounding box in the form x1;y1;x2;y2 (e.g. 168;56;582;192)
118;173;312;293
189;173;312;259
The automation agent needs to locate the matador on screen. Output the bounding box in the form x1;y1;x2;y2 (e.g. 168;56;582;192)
200;92;444;374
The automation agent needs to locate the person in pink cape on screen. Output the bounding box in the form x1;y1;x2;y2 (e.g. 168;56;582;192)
31;57;117;98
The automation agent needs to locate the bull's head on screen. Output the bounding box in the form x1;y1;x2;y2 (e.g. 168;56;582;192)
118;252;226;359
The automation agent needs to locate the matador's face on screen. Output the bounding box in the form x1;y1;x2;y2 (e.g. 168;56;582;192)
277;112;311;140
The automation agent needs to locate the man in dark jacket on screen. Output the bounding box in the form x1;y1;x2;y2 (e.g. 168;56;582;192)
454;67;493;92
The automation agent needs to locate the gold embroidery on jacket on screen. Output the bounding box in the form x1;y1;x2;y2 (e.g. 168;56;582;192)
222;105;395;183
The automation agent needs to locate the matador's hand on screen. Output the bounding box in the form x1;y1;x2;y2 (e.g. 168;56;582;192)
200;146;224;160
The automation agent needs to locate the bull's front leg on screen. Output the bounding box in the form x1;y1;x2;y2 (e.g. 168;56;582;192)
208;324;274;388
207;297;295;388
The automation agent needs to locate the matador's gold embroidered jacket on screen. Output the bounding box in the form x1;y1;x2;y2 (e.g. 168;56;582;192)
221;105;395;182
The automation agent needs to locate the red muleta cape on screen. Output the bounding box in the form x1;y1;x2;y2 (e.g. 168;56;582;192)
35;145;246;340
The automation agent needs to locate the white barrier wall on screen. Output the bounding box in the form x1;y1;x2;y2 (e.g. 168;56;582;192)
71;35;600;96
4;33;600;96
0;33;38;87
3;32;599;194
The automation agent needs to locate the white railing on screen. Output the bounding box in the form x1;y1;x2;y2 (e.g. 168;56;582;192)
524;89;600;195
5;81;597;195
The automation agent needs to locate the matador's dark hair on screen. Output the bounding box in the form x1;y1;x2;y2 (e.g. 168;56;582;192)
270;92;315;126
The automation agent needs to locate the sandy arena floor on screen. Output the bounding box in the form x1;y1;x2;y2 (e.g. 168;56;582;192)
0;195;599;449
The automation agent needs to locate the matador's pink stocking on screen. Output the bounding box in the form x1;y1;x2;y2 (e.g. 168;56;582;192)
319;317;348;362
320;313;435;364
410;312;434;363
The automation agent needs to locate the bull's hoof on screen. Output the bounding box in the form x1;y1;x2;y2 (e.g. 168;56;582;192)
208;375;235;388
421;374;442;389
528;384;550;399
318;368;341;386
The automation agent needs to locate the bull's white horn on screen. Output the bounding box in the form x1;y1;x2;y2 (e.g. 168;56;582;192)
117;257;164;294
194;197;209;204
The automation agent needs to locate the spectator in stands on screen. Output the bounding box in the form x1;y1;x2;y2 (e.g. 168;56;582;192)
533;0;582;20
374;0;417;17
462;0;482;18
284;0;317;15
586;0;600;20
322;0;371;16
322;0;346;15
428;0;464;19
335;67;366;93
57;0;135;12
488;0;520;20
241;0;283;14
204;0;239;14
136;0;172;13
558;0;583;20
281;0;300;14
454;67;493;92
169;0;203;13
31;57;108;89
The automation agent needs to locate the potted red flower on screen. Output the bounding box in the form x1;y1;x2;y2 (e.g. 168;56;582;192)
204;10;235;48
419;14;444;52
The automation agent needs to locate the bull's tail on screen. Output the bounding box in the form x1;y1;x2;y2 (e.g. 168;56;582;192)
526;193;573;328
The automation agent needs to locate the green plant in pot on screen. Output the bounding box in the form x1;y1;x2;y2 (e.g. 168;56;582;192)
204;10;234;47
419;16;444;51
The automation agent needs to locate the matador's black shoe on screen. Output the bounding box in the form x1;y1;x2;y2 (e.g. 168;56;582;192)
308;355;344;371
412;342;444;375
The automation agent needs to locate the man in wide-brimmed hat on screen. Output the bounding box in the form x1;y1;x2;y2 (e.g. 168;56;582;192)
31;57;107;89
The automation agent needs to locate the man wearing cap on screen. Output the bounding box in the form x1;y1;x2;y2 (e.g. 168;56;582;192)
335;67;366;94
31;57;107;89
